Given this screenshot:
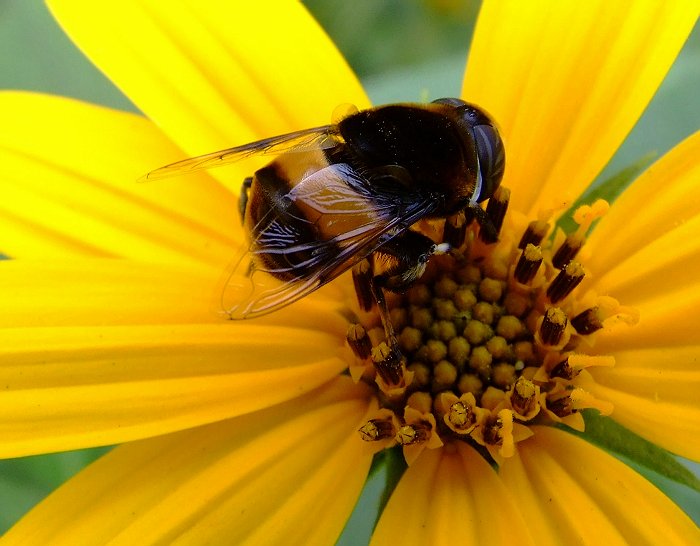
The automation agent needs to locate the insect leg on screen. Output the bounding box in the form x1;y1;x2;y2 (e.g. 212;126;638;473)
362;230;449;388
352;254;413;388
470;186;512;245
238;177;253;223
477;186;510;243
374;230;448;292
363;259;405;387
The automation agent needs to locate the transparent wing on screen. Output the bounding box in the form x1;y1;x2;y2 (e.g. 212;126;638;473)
222;163;438;319
141;125;340;181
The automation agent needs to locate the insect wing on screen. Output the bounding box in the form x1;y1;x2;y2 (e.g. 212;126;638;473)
141;125;340;181
222;163;437;319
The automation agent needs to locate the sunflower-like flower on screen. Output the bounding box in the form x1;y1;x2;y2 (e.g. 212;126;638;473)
1;1;699;544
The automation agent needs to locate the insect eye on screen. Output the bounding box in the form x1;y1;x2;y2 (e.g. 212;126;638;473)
434;99;506;203
472;122;505;202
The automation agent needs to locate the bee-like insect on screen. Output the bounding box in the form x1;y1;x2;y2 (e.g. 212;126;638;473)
144;98;505;322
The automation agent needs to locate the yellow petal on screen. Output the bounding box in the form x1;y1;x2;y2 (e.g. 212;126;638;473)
501;427;699;545
0;259;218;327
593;293;700;353
583;185;700;460
587;216;700;307
371;443;534;546
0;260;349;457
47;0;370;186
463;1;698;216
0;92;239;264
0;258;348;328
587;130;700;303
587;342;700;459
2;377;374;546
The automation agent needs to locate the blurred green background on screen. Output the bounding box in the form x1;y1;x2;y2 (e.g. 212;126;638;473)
0;0;699;543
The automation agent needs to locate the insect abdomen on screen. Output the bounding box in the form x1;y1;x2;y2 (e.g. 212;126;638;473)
245;164;328;281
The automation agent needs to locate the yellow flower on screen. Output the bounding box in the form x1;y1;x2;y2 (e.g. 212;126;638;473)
1;1;699;544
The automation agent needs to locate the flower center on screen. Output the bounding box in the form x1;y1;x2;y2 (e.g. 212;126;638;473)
347;188;637;464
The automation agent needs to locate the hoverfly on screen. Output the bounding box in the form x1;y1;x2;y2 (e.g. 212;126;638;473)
144;98;505;321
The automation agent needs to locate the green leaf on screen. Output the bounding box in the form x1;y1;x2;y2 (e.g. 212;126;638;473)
362;54;467;105
564;411;700;493
336;447;407;546
582;151;657;205
0;0;135;112
0;446;111;533
557;152;657;234
372;446;407;529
